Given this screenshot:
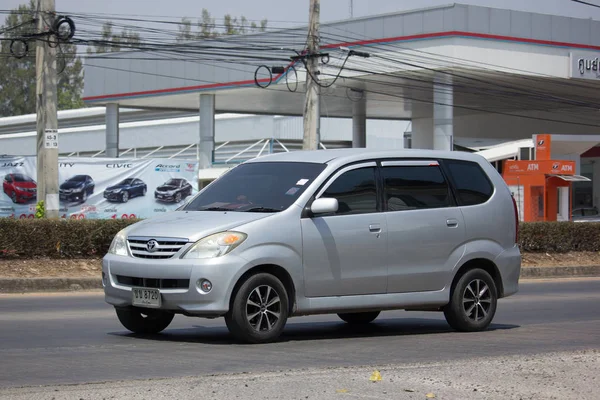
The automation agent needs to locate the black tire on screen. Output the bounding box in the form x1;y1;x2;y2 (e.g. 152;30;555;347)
82;189;88;203
142;187;147;196
225;273;289;344
338;311;380;324
444;268;498;332
115;307;174;334
11;192;17;203
121;191;129;203
175;192;182;203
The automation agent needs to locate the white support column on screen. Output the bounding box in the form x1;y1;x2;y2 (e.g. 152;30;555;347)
199;94;215;169
433;73;453;151
411;117;434;149
105;103;119;158
352;95;367;148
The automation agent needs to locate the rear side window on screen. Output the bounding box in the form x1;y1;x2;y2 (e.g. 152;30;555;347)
382;165;451;211
322;167;377;215
445;160;494;206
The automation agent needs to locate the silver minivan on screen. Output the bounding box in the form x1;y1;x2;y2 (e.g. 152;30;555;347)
103;149;521;343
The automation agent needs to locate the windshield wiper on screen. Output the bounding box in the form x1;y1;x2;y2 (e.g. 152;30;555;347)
244;207;282;213
199;207;233;212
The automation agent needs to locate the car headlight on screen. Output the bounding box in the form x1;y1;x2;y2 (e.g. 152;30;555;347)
108;229;129;256
182;232;247;259
113;189;122;193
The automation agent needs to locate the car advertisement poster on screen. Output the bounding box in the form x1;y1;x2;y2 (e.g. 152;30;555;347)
0;156;199;220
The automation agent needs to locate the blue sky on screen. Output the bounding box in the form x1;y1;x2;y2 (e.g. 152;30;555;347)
2;0;600;28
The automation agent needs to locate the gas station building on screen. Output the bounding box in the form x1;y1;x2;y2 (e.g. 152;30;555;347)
5;3;600;221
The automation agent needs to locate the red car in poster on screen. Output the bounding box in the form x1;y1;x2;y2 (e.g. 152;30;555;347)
2;173;37;203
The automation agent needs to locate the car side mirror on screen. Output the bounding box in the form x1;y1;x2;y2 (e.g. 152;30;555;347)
310;197;338;215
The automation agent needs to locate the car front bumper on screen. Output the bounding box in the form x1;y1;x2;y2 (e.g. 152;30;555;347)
154;192;176;202
15;191;36;202
102;253;250;316
60;191;85;202
104;192;123;202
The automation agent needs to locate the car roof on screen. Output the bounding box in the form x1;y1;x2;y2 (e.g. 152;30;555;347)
244;148;488;165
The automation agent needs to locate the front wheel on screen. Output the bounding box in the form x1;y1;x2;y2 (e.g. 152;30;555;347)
338;311;380;324
443;268;498;332
121;191;129;203
225;273;289;343
115;307;174;334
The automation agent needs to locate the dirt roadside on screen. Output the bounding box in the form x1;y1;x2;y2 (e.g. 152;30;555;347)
0;252;599;278
0;350;597;400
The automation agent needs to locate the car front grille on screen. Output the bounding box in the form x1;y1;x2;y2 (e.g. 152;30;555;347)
116;275;190;289
127;237;188;259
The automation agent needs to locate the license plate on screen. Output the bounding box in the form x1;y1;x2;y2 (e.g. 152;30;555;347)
132;287;161;308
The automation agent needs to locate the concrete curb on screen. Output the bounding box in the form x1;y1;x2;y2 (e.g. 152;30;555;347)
0;278;101;294
0;266;599;293
520;265;600;279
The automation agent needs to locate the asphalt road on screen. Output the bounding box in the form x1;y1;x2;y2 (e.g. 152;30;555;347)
1;278;599;388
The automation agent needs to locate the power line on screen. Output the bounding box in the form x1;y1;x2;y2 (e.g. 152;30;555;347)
571;0;600;9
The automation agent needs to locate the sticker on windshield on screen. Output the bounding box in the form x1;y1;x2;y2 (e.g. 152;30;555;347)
285;187;300;196
296;179;309;186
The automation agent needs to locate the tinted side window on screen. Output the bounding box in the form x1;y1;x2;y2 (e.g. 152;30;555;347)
322;167;377;215
445;160;493;206
383;166;451;211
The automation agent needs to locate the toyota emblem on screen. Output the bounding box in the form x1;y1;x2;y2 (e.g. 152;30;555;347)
146;239;159;253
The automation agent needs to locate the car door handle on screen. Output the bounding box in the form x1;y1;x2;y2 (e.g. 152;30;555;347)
369;224;382;233
446;219;459;228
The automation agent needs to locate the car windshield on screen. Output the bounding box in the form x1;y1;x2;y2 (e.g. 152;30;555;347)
119;178;134;185
165;179;181;186
71;175;86;181
184;161;326;212
13;174;33;182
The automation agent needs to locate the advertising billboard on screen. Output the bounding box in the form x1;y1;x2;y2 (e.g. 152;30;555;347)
0;156;199;219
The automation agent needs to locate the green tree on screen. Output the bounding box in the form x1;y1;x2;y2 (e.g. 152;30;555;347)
176;18;194;43
177;10;267;41
0;0;84;117
86;22;141;54
197;8;217;39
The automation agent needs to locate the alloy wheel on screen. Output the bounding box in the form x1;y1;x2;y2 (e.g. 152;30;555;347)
246;285;281;332
462;279;492;322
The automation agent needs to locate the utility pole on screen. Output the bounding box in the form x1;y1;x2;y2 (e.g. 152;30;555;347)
349;0;354;18
302;0;320;151
35;0;59;218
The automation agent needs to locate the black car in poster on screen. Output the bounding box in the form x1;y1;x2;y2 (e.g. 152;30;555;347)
104;178;147;203
155;178;192;203
59;175;95;203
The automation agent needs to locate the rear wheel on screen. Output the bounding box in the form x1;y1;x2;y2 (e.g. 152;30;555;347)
444;268;498;332
225;273;289;343
115;307;174;334
338;311;380;324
